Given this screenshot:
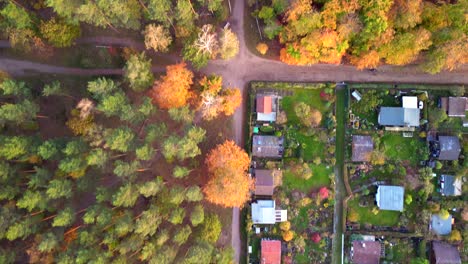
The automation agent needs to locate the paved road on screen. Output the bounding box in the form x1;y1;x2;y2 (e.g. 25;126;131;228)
1;1;468;263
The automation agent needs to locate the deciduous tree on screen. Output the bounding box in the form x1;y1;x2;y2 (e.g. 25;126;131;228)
218;27;239;60
39;18;81;47
149;63;194;109
143;24;172;52
190;204;204;226
204;140;252;208
183;24;218;69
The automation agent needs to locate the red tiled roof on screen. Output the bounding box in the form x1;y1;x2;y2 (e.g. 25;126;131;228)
352;241;381;264
257;96;272;114
261;240;281;264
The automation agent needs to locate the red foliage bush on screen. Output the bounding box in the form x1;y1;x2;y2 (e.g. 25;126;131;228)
318;187;329;199
311;233;321;243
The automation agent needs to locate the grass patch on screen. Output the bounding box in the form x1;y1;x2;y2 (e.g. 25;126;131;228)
381;133;426;165
282;89;331;125
348;198;400;226
295;133;326;160
283;164;332;192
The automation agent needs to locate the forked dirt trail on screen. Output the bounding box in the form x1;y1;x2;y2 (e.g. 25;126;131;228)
0;1;467;263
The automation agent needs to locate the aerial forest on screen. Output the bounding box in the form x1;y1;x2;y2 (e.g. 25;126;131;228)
252;0;468;73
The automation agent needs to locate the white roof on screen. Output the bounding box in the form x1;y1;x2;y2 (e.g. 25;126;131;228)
402;96;418;109
257;112;277;122
251;200;276;224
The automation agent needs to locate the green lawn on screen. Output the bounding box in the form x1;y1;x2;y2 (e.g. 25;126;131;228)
381;133;426;165
283;164;332;192
282;89;331;125
295;132;326;160
348;198;400;226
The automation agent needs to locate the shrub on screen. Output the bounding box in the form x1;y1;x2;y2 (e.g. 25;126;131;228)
347;209;359;222
256;42;269;55
282;230;294;242
448;229;461;242
259;125;274;133
438;209;450;220
279;221;291;231
311;233;321;243
405;194;413;205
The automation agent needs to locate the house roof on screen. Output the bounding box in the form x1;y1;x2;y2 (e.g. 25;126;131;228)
261;240;281;264
438;136;461;160
252;200;276;224
352;241;381;264
378;107;420;127
431;214;453;235
376;185;404;211
432;241;461;264
402;96;418;109
441;175;462;196
352;135;374;162
447;97;467;117
255;170;274;196
252;135;284;158
257;96;272;114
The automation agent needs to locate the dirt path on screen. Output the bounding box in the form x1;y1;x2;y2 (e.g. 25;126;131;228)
1;1;468;263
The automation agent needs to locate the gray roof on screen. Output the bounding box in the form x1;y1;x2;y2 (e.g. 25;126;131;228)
447;97;467;117
438;136;461;160
352;135;373;162
252;135;284;158
432;241;461;264
431;214;453;235
255;169;274;196
376;185;404;211
378;107;420;127
440;175;462;196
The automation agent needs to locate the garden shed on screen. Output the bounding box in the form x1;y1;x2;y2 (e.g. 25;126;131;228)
430;214;453;235
352;135;374;162
351;240;382;264
256;95;277;122
375;185;404;211
252;135;284;158
251;200;287;224
378;107;420;127
432;241;461;264
261;240;281;264
440;174;462;196
438;136;461;161
254;169;275;196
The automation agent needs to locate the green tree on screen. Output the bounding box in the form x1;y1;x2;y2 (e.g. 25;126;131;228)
428;108;447;128
136;144;155;161
173;225;192;245
86;148;109;168
40;18;81;47
52;207;75;227
168;106;194;124
0;136;34;160
214;247;235;264
6;218;35;241
190;204;204;226
0;79;31;97
38;232;60;253
0;100;39;125
42;81;65;97
113;160;140;181
182;241;214;264
37;139;62;160
186;186;203;202
168;207;185;224
198;213;221;243
135;205;161;237
0;2;33;29
352;90;383;115
173;166;190;178
112;184;139;207
87;78;119;99
146;0;173;26
150;245;178;264
139;177;164;198
258;6;275;21
155;229;170;246
46;179;73;199
182;25;217;69
124;53;154;92
104;127;135;152
16;190;48;212
97;92;129;117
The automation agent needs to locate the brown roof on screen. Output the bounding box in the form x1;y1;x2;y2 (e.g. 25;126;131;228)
447;97;467;117
352;135;374;162
255;170;274;196
257;96;272;114
352;241;381;264
432;241;461;264
261;240;281;264
252;135;284;158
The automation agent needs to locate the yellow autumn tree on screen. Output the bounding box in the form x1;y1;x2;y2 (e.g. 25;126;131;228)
204;140;253;208
149;63;194;109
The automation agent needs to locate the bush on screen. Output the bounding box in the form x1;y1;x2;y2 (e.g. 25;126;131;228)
282;230;294;241
259;125;274;133
256;43;269;55
347;209;359;222
279;221;291;231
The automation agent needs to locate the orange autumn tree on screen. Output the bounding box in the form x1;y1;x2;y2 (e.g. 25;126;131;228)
149;62;193;109
203;140;253;208
198;75;242;120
